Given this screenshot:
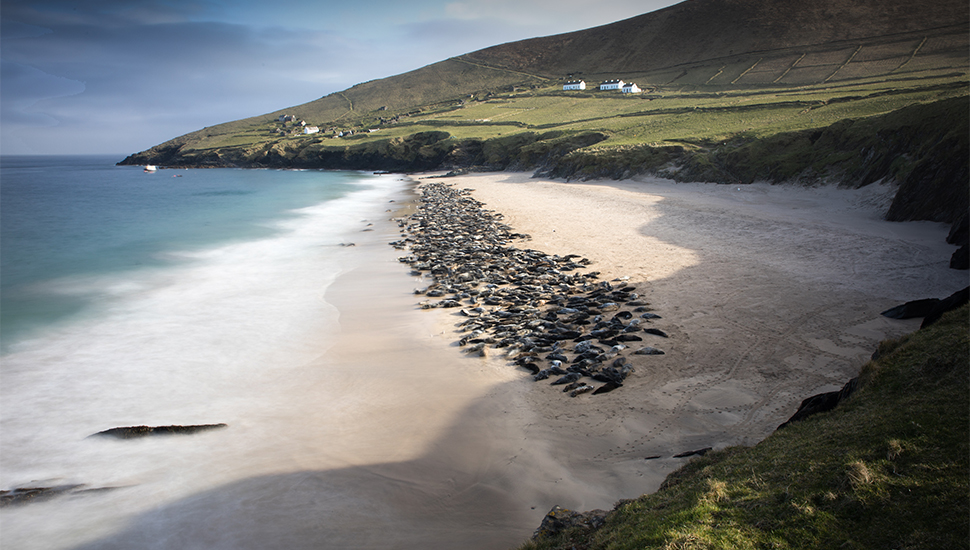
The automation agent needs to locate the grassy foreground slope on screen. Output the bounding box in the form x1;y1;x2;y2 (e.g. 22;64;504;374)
522;305;970;550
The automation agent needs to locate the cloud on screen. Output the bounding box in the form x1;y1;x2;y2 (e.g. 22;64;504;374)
1;0;680;154
438;0;674;29
0;60;85;125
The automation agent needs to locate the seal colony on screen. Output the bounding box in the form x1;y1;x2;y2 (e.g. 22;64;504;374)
391;181;671;395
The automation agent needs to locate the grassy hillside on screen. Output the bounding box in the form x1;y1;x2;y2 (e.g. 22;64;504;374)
118;0;968;221
520;305;970;550
464;0;967;83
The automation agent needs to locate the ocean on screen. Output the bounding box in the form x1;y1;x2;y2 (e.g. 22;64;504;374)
0;156;419;548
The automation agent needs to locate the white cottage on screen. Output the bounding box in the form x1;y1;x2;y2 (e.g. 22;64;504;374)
599;79;624;91
304;126;320;134
563;80;586;91
621;82;641;93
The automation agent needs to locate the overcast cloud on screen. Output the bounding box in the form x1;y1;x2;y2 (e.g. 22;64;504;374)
1;0;679;156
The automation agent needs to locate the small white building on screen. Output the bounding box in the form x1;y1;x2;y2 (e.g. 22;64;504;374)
304;126;320;134
563;80;586;91
621;82;641;94
600;79;625;91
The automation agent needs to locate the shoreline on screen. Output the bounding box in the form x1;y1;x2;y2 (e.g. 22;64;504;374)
22;171;965;549
362;171;966;543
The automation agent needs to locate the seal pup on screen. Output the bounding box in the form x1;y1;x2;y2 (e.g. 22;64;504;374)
593;381;622;394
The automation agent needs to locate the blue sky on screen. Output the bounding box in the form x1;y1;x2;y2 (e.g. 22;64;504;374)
1;0;680;156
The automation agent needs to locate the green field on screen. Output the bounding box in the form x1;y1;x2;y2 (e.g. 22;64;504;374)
145;63;966;163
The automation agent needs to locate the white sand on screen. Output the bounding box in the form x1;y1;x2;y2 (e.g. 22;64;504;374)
69;173;966;549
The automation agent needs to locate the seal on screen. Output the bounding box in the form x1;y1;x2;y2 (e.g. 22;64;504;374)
551;372;582;385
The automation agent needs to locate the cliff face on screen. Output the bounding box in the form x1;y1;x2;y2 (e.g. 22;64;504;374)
121;98;968;224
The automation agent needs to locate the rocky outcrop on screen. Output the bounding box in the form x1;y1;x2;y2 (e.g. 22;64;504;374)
532;505;610;541
881;287;970;328
777;378;860;430
921;287;970;328
881;299;946;320
947;213;969;270
543;97;969;225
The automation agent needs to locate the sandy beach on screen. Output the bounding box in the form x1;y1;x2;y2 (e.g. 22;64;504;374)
63;172;966;550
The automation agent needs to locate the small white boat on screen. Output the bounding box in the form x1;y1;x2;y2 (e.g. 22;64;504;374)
144;165;157;172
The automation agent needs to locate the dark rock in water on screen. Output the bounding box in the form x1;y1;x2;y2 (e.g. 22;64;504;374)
1;485;83;507
90;424;228;439
592;381;622;394
950;244;968;269
777;378;859;430
532;505;609;541
644;455;662;460
921;286;969;328
643;328;668;338
673;447;712;458
881;298;941;319
0;484;119;507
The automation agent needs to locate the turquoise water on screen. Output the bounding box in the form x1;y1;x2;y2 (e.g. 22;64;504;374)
1;156;374;350
0;157;413;549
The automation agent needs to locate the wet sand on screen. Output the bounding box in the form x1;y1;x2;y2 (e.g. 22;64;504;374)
68;172;966;550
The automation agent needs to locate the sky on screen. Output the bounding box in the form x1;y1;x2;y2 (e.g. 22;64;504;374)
1;0;681;157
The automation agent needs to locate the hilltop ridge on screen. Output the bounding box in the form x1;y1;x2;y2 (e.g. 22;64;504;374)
464;0;967;79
